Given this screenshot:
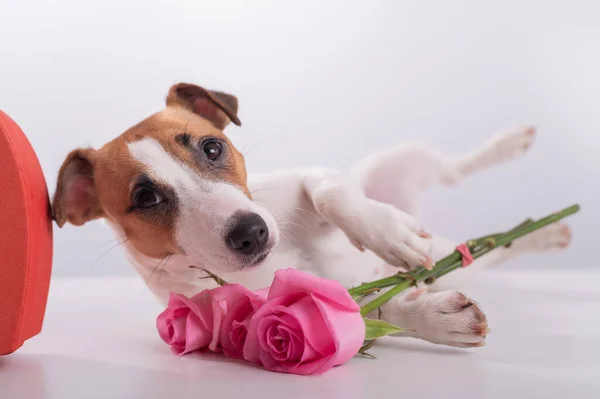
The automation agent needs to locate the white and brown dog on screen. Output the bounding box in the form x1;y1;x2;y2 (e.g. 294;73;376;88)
52;83;571;348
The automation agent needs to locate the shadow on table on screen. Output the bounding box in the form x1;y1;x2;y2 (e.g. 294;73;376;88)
373;336;475;356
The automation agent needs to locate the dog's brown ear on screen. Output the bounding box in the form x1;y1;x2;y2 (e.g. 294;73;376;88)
166;83;241;130
52;148;103;227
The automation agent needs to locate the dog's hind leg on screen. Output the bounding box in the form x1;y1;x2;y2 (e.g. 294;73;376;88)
425;222;572;291
350;126;536;217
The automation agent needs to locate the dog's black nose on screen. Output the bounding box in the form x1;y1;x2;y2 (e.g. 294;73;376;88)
226;213;269;255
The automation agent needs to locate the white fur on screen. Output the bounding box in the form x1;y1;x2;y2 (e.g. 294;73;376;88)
128;138;198;190
122;127;571;347
127;138;280;279
364;288;488;348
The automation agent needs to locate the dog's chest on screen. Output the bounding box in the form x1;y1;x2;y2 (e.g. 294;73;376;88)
266;226;382;288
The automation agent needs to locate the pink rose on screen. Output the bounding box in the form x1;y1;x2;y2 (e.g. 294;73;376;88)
219;287;268;359
157;284;254;355
156;291;214;355
243;269;365;375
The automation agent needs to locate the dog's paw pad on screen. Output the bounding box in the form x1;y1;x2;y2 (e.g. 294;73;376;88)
428;291;488;347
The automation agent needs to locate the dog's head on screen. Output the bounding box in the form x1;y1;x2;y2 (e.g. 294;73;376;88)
52;83;279;273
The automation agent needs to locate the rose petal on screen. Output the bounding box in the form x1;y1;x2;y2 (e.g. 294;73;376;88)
171;314;187;346
181;291;213;329
208;284;249;352
156;293;192;345
156;311;176;344
267;325;290;362
280;296;335;358
307;294;365;374
220;287;268;358
229;320;249;354
257;316;279;355
277;324;305;362
210;284;253;310
268;269;359;312
259;344;280;371
244;296;289;363
276;327;291;354
180;312;213;355
253;287;269;301
209;297;226;352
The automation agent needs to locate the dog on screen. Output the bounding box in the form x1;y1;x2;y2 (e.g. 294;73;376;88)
52;83;571;348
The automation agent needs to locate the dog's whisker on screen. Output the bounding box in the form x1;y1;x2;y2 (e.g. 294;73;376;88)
99;234;127;247
278;219;308;228
250;187;277;196
158;253;173;287
278;221;309;233
272;209;296;219
277;223;301;235
90;238;129;268
271;208;312;227
278;206;319;219
242;139;269;157
146;253;169;288
278;224;300;239
278;227;300;244
278;231;295;248
277;229;303;245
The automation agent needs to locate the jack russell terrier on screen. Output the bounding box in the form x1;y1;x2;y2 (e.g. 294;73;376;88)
52;83;571;348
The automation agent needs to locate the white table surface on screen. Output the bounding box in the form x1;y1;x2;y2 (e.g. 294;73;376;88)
1;271;599;399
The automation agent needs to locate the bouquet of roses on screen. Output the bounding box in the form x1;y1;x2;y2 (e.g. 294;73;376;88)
157;205;579;376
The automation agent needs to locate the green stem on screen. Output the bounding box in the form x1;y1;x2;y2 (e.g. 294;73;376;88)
496;206;578;246
360;280;414;316
349;273;411;297
465;218;533;249
433;204;579;281
357;204;580;314
348;252;461;297
189;265;229;286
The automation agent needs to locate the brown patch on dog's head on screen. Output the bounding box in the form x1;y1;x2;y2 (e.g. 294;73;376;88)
52;83;253;260
52;148;103;227
166;83;242;129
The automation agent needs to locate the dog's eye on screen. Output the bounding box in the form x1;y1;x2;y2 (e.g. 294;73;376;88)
133;188;163;209
202;140;222;161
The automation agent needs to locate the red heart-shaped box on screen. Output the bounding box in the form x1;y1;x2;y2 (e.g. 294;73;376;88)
0;110;53;355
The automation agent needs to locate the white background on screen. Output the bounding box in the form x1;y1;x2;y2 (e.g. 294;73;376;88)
0;0;595;276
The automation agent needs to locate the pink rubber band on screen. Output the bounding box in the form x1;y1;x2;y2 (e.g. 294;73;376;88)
456;244;473;267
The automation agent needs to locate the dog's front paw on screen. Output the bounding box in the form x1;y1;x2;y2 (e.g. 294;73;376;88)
418;291;488;348
342;202;433;269
382;290;489;348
